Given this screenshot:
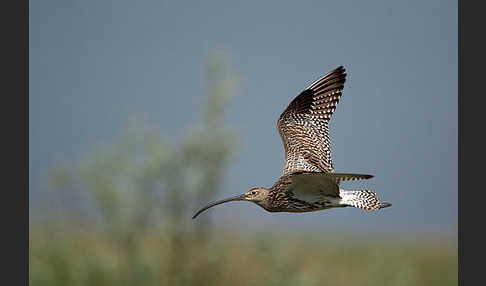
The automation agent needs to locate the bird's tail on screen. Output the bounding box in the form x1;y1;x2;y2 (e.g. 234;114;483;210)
339;189;392;210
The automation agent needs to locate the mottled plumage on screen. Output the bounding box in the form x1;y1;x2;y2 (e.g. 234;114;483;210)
193;66;391;219
278;66;346;175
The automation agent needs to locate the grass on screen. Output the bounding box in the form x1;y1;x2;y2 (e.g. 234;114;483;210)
30;226;457;286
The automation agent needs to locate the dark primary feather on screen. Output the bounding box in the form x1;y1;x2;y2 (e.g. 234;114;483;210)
277;66;347;176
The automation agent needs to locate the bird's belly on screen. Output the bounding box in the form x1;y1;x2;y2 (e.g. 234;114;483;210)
273;196;345;213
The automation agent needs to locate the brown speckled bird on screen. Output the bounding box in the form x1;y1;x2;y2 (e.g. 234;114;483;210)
192;66;391;219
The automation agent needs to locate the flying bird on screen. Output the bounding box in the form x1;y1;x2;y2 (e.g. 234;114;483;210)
193;66;391;219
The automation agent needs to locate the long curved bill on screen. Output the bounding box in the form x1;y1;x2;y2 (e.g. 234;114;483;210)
192;194;246;219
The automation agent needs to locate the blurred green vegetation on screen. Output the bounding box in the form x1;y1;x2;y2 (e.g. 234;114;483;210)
29;53;457;286
30;229;457;286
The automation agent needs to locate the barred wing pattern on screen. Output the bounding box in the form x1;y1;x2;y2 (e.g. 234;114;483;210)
277;66;346;176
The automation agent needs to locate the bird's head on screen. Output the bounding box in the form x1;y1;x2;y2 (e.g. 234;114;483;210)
243;187;270;202
192;187;270;219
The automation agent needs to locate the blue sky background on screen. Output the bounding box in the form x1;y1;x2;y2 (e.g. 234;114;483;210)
30;0;457;237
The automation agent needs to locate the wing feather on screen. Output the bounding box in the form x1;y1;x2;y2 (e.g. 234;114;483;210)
284;172;340;200
277;66;347;176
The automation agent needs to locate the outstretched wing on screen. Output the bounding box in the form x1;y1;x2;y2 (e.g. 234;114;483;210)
283;172;341;201
277;66;346;176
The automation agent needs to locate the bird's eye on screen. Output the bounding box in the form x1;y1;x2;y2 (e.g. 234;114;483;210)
251;191;256;195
